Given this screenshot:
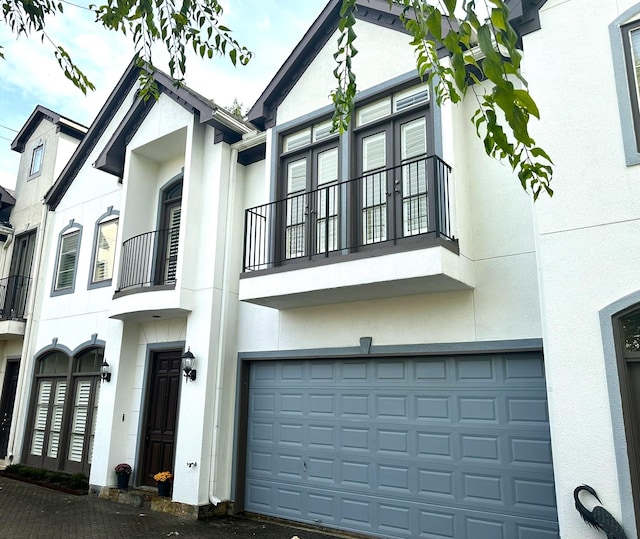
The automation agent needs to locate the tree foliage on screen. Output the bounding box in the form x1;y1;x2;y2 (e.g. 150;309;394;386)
1;0;252;99
332;0;553;199
2;0;552;197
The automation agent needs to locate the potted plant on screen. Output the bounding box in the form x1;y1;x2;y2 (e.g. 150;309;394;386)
114;463;132;490
153;471;172;497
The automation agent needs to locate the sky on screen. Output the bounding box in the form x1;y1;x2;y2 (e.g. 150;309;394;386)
0;0;329;190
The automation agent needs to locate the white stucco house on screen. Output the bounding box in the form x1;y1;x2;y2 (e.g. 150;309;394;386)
0;107;86;467
4;0;640;537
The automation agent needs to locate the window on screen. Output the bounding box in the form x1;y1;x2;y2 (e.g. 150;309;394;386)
354;83;431;246
52;221;82;296
623;20;640;153
245;80;447;272
30;144;44;177
613;307;640;529
89;209;119;288
279;119;339;259
26;346;103;474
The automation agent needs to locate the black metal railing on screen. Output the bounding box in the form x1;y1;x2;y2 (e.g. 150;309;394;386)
243;155;452;272
0;275;31;320
117;227;179;291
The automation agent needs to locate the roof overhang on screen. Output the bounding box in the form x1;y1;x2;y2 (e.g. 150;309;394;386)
11;105;87;153
46;60;255;206
247;0;548;130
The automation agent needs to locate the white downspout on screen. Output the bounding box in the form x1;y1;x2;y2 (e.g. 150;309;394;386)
6;201;49;461
209;145;239;505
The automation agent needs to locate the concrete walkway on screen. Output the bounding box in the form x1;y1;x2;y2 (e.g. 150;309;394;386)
0;476;348;539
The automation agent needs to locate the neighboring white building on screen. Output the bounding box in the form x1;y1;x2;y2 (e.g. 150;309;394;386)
0;106;86;466
5;0;640;538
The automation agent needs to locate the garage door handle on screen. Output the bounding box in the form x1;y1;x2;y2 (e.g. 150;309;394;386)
302;461;306;472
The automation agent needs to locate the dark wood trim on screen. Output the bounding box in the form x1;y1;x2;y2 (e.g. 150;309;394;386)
613;305;640;533
232;360;251;514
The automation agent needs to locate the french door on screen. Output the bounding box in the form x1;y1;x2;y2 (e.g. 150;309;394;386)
356;112;429;246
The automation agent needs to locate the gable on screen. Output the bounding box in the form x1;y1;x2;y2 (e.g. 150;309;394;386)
277;19;418;125
11;106;86;154
46;61;253;209
248;0;548;130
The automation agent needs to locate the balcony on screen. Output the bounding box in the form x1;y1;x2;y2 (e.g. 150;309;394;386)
0;275;31;337
239;155;475;309
116;227;179;292
110;227;191;321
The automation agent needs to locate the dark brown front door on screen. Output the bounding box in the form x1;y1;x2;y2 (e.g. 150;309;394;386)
0;360;19;459
141;350;181;486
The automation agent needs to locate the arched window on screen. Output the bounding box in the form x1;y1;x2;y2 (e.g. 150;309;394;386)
51;220;82;296
26;346;103;474
27;351;70;469
89;207;119;288
155;175;182;285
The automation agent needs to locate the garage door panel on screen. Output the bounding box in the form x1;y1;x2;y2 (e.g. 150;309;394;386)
245;355;559;538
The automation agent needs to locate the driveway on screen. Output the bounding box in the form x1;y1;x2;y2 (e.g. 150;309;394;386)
0;476;352;539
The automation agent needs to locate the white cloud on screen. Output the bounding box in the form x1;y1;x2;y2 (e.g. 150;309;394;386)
0;1;328;188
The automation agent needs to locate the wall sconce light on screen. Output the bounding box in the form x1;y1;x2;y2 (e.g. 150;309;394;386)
100;359;111;383
182;348;196;382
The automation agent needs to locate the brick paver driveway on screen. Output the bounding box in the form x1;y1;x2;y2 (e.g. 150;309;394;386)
0;476;345;539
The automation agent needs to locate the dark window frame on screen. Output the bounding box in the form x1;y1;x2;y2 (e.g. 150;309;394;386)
51;220;82;297
278;122;340;261
613;305;640;533
29;142;45;178
88;207;119;289
622;19;640;153
275;81;435;260
24;345;104;474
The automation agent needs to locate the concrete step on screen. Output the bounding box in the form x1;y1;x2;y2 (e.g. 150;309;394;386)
94;485;228;520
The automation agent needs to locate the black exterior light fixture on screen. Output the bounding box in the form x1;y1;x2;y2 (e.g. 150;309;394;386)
182;347;196;382
100;359;111;382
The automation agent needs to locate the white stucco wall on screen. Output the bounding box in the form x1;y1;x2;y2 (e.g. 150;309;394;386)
524;1;640;537
278;21;418;124
237;13;543;354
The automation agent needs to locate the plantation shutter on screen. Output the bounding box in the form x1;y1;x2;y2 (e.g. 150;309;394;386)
56;231;79;289
30;381;52;456
165;207;181;283
287;159;307;195
401;118;428;236
68;381;92;463
316;148;339;254
361;132;387;244
47;381;67;458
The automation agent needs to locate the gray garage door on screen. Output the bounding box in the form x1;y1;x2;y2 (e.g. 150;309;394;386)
245;353;559;538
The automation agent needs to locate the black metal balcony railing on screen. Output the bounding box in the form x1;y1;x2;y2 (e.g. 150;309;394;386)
0;275;31;320
243;155;452;272
117;227;179;291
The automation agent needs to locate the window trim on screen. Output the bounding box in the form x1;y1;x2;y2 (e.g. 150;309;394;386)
88;207;119;289
610;6;640;165
274;75;435;264
29;142;45;178
24;339;105;474
51;220;82;297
